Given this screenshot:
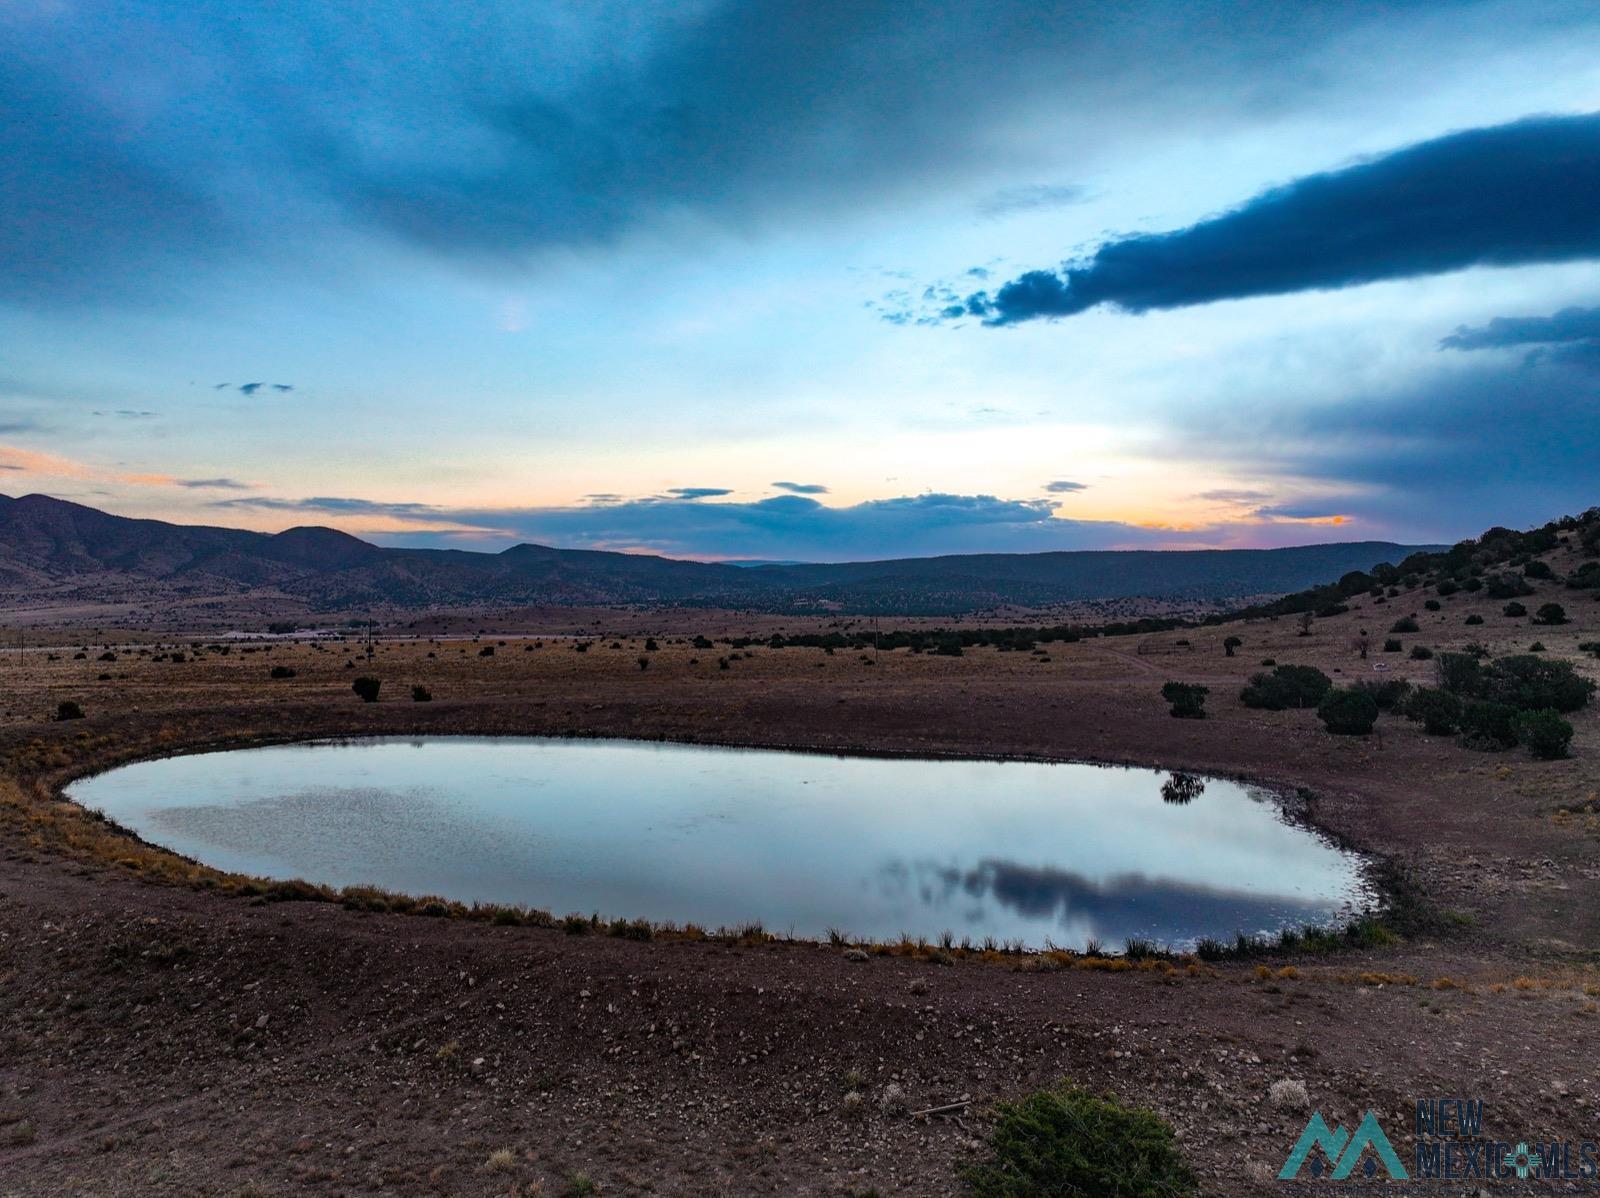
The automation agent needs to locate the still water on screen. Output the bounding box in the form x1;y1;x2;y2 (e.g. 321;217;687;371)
68;737;1368;950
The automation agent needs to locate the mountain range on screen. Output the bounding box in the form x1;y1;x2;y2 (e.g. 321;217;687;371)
0;493;1442;615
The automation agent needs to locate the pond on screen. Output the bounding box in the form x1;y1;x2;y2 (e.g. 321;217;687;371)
67;737;1370;951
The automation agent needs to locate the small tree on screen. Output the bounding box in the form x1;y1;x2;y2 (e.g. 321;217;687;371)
411;685;432;702
637;656;650;671
1514;708;1573;760
1317;687;1379;735
352;676;381;703
1297;611;1314;637
1503;601;1527;617
55;700;85;721
1222;636;1241;657
1161;681;1208;719
1533;602;1568;625
1434;652;1483;695
1390;616;1419;633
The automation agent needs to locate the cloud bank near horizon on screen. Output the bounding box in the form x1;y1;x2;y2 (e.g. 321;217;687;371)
201;488;1388;560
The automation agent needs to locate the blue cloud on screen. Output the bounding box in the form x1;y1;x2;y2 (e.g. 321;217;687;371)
974;184;1085;220
1043;480;1087;493
176;478;253;490
961;112;1600;325
663;487;733;500
772;481;829;494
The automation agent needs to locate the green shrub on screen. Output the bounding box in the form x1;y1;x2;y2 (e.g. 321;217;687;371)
1240;665;1332;711
1409;645;1433;661
269;665;296;679
1459;701;1519;751
1524;559;1554;580
411;685;432;702
1503;601;1527;617
1464;614;1484;625
1424;599;1441;612
1160;681;1208;719
1514;709;1573;760
1390;616;1420;633
961;1081;1195;1198
55;700;85;721
1581;641;1600;660
1317;687;1379;735
1532;602;1568;625
1382;638;1402;653
1405;687;1462;736
352;676;381;703
1222;636;1241;657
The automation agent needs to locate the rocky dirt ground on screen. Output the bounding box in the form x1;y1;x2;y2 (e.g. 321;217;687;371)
0;550;1597;1196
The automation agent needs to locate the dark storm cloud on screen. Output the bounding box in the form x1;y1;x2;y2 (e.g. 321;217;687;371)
1043;480;1087;493
1173;350;1600;537
772;481;829;494
0;1;1541;307
1440;304;1600;349
959;113;1600;325
219;490;1183;558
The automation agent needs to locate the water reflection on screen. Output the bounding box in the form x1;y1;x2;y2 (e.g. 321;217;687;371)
1161;772;1205;805
67;736;1367;950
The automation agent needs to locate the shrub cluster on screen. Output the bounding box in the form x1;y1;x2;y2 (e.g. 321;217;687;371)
1413;651;1593;757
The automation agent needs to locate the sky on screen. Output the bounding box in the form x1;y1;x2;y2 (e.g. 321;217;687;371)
2;0;1599;561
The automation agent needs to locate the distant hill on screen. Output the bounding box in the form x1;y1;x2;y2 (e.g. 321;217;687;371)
0;493;1442;615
